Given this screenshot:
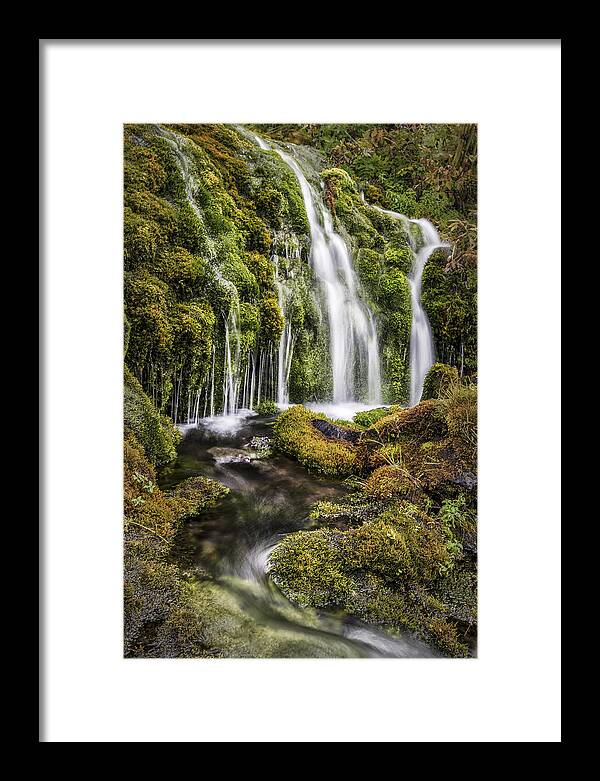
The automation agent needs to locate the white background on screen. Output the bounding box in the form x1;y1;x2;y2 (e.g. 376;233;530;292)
41;40;561;742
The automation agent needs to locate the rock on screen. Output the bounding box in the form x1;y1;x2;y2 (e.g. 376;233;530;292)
247;436;272;458
311;418;361;443
207;447;252;465
452;471;477;491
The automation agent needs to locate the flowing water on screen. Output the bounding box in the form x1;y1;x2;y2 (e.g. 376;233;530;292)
370;205;449;406
254;134;381;405
163;413;440;658
408;219;449;405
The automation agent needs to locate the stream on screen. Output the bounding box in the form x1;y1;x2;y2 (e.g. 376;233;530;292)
159;410;440;658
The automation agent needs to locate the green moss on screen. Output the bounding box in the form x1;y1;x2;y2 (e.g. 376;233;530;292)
255;399;279;415
124;420;230;658
380;268;409;311
422;247;477;376
272;405;356;477
438;383;477;462
384;245;413;275
353;406;398;428
269;530;353;608
169;475;229;517
124;367;179;466
243;251;275;291
364;465;423;504
372;399;447;443
421;362;460;401
269;498;473;657
355;248;383;301
259;295;285;343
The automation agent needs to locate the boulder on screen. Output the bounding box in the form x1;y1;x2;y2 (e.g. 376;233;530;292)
311;418;361;443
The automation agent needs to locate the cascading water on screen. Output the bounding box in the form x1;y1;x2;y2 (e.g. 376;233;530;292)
408;219;449;405
253;133;381;406
371;205;449;406
274;250;296;405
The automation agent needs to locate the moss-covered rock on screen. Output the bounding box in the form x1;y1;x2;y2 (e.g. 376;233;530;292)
269;498;472;657
353;406;398;428
421;362;460;401
124;416;229;657
169;476;229;517
255;399;278;415
124;366;179;466
272;405;357;477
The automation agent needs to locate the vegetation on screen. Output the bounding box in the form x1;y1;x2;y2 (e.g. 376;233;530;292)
353;406;399;428
124;396;230;656
270;386;477;657
255;123;478;383
421;362;460;401
123;123;478;659
255;399;278;415
272;405;357;477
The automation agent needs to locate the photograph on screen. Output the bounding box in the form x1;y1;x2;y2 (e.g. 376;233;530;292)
41;39;561;743
123;123;478;659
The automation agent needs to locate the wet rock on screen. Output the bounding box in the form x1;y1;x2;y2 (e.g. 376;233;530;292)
311;419;361;443
207;447;252;465
247;436;272;458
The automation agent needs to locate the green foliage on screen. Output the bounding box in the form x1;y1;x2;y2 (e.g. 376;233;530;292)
384;245;413;275
422;248;477;376
259;296;285;343
256;399;279;415
272;405;356;477
421;363;460;401
353;406;398;428
258;123;476;218
124;367;179;466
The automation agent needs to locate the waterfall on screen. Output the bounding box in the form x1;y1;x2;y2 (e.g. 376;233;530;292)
254;134;381;405
274;254;295;405
372;205;449;406
408;219;449;405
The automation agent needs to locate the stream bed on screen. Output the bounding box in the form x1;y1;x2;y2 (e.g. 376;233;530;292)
159;411;441;658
